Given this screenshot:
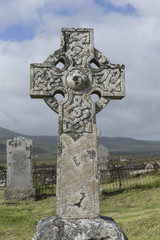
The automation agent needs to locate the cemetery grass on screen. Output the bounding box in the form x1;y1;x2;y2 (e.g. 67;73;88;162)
101;185;160;240
0;187;56;240
0;186;160;240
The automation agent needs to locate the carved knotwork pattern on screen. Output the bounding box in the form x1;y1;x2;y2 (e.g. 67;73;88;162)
62;30;93;69
93;68;122;94
33;67;63;92
91;49;125;98
63;95;92;133
63;31;90;48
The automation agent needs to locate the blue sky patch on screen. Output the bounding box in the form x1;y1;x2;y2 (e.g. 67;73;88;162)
95;0;137;15
0;23;36;42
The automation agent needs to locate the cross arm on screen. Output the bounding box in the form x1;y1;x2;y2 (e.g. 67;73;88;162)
92;49;125;98
90;49;125;113
30;49;69;99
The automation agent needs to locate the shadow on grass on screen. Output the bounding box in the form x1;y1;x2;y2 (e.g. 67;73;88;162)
102;180;160;197
35;193;56;201
102;189;125;197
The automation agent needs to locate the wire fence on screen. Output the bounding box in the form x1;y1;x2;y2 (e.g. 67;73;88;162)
98;151;160;194
1;151;160;198
33;163;56;200
0;169;6;187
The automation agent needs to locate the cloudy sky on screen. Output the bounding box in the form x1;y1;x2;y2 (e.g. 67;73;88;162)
0;0;160;140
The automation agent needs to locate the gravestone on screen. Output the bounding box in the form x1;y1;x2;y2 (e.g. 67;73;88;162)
98;145;110;194
4;136;35;200
98;145;109;159
31;28;128;239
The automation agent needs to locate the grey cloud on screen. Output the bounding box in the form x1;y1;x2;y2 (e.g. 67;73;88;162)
0;1;160;140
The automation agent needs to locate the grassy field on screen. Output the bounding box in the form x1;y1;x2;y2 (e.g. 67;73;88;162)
0;186;160;240
101;186;160;240
0;187;56;240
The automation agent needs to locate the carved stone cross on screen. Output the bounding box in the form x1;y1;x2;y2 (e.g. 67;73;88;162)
30;28;125;219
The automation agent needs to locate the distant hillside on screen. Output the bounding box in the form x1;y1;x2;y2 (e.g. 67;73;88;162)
0;127;160;165
0;127;57;144
98;137;160;154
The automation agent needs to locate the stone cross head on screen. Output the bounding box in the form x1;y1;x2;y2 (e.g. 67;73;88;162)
30;28;125;116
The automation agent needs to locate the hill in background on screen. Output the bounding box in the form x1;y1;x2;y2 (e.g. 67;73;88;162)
0;127;160;165
98;137;160;154
0;127;57;165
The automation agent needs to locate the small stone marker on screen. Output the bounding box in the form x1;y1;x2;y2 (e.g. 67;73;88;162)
31;28;128;240
98;144;109;159
4;137;35;200
98;145;110;194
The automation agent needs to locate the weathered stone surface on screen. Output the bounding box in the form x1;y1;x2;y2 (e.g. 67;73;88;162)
33;215;128;240
4;186;35;201
30;28;125;219
98;145;109;159
4;136;35;200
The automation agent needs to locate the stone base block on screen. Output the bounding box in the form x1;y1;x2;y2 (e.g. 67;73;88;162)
4;187;36;201
33;215;128;240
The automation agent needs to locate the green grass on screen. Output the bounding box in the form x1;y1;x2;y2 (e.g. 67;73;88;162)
100;187;160;240
0;187;56;240
0;186;160;239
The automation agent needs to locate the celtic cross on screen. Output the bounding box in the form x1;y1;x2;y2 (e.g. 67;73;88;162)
30;28;125;219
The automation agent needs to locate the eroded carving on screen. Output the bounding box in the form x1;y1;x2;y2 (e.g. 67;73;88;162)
30;29;124;115
62;30;91;49
66;69;89;90
63;95;93;133
93;68;122;92
31;66;63;94
12;152;27;174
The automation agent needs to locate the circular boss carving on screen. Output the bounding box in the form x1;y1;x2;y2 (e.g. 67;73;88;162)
66;70;88;90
